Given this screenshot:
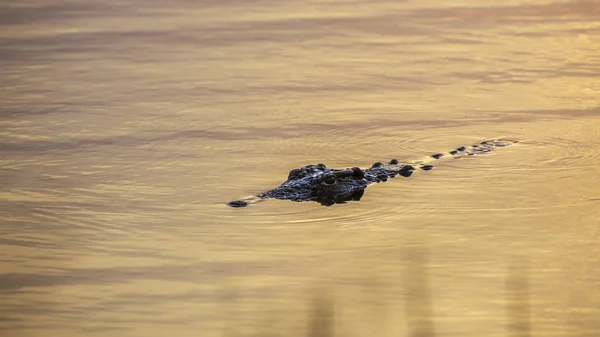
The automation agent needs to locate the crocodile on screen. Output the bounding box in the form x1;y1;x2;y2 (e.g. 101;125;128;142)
227;139;517;207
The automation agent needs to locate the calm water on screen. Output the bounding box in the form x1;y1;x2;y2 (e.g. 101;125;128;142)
1;1;599;336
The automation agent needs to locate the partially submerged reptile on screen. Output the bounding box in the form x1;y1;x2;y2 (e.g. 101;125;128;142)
228;139;517;207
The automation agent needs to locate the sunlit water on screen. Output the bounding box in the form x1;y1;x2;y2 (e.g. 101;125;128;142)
1;1;599;336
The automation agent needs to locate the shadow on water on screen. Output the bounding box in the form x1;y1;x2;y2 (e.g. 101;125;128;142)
307;291;334;337
302;252;532;337
402;244;435;337
302;245;436;337
217;252;538;336
505;256;531;337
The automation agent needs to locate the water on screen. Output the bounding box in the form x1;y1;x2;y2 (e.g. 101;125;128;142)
1;1;599;336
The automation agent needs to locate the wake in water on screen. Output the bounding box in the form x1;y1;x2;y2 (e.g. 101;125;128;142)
228;139;518;208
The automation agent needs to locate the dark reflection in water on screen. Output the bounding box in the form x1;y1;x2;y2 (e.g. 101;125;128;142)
403;244;435;337
214;250;540;337
506;257;531;337
307;291;335;337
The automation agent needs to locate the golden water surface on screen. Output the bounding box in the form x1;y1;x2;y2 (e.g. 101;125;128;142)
1;1;599;336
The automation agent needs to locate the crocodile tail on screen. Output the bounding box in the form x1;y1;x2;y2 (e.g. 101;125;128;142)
414;138;519;170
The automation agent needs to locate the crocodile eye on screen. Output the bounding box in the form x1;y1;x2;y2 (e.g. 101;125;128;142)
322;174;336;185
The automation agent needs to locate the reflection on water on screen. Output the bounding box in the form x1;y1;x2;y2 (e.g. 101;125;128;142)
506;257;531;337
307;291;335;337
402;244;435;337
1;0;599;336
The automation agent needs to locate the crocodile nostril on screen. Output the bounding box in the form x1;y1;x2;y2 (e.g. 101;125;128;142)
228;200;248;207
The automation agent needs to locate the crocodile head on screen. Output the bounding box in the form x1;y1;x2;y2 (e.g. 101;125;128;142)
260;164;368;206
